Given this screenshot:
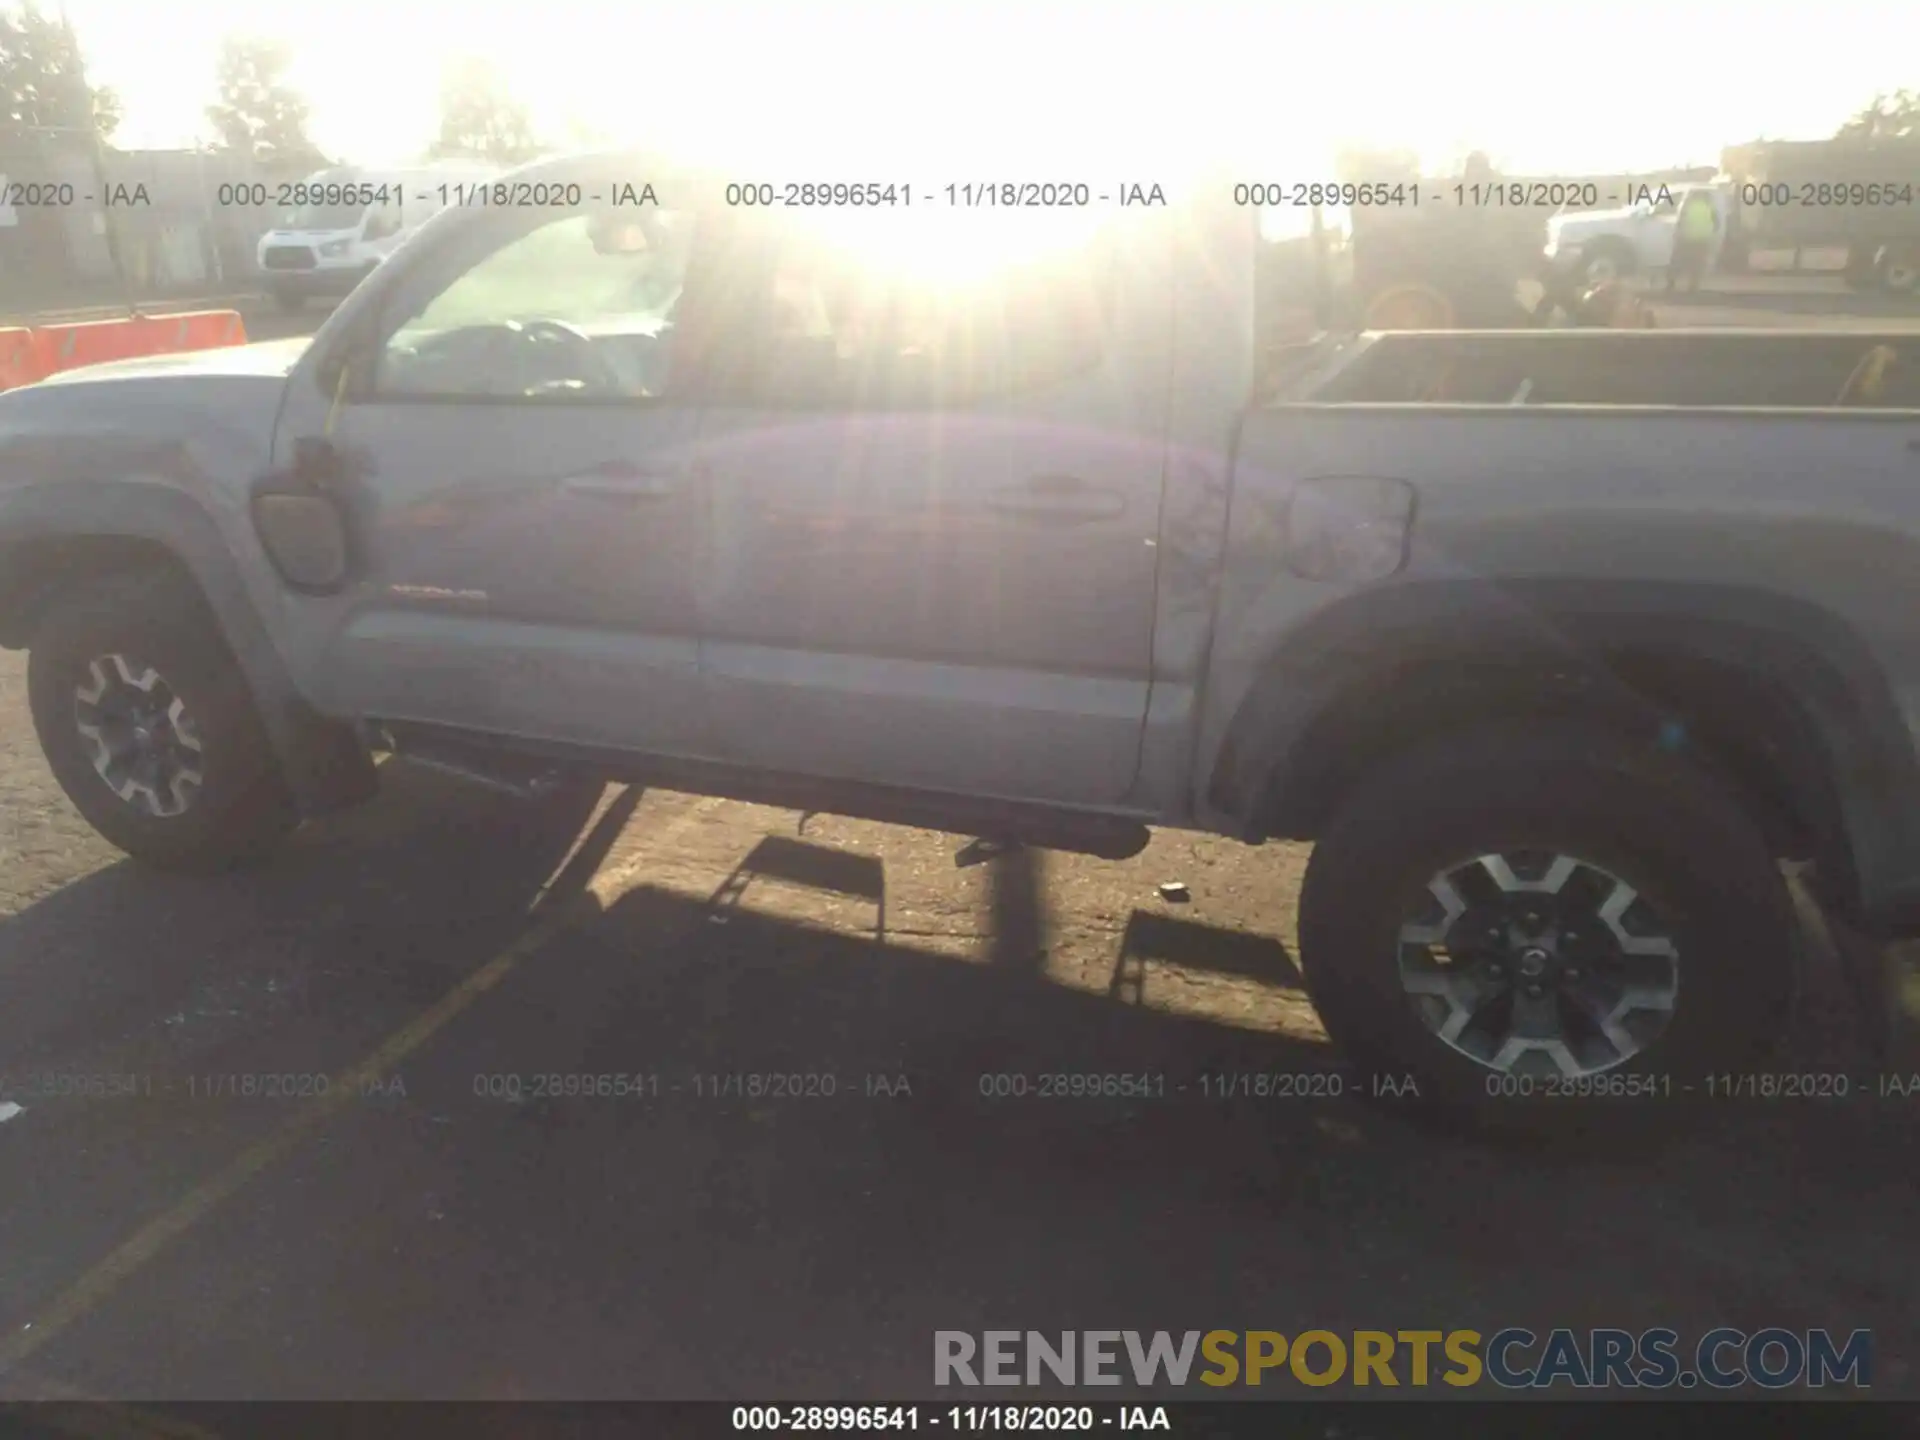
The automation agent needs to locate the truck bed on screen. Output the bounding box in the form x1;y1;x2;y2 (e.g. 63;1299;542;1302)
1288;329;1920;409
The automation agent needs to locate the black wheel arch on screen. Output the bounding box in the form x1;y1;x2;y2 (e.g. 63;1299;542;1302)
0;482;375;818
1209;580;1920;938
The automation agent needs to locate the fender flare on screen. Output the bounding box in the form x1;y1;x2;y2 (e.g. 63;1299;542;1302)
1208;579;1920;934
0;480;375;816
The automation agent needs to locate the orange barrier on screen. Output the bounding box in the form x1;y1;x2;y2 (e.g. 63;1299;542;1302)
0;327;44;391
29;316;154;377
27;308;249;380
132;308;248;356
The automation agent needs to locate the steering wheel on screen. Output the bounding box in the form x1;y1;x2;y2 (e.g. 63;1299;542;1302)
510;318;624;396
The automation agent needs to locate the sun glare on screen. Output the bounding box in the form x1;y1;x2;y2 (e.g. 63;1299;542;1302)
777;204;1108;285
651;84;1206;283
61;0;1920;206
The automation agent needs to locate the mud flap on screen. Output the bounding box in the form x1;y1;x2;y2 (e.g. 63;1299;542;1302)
1791;860;1916;1071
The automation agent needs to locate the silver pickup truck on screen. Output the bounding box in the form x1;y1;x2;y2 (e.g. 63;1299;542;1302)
3;151;1918;1125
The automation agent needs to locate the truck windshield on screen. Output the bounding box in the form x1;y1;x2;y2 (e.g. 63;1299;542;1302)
396;208;694;339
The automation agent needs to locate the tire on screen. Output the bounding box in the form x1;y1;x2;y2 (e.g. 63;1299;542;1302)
28;570;297;871
1842;245;1880;291
1297;721;1797;1138
1579;239;1637;286
1875;242;1919;297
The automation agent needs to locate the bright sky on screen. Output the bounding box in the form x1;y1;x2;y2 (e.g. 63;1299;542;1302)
61;0;1920;178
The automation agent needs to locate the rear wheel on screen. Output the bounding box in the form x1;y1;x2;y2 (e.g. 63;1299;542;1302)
1843;244;1880;291
1579;239;1638;286
28;571;296;871
1297;722;1797;1136
1875;242;1920;297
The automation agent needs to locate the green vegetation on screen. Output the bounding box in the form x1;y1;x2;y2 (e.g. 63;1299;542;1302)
205;35;327;168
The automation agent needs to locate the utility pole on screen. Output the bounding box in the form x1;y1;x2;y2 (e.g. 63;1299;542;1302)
58;0;135;314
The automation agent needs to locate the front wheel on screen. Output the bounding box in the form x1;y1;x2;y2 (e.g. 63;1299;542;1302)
28;571;297;871
1297;722;1797;1135
1579;240;1638;286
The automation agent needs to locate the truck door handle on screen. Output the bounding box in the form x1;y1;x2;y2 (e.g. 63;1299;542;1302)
987;475;1124;521
559;463;680;500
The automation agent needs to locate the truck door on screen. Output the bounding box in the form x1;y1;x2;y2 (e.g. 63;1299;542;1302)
692;210;1174;805
268;191;727;759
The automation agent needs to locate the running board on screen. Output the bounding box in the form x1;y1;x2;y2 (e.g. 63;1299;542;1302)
373;721;1153;860
375;728;571;801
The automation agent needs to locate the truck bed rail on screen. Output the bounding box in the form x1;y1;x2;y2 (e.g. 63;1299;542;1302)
1298;329;1920;409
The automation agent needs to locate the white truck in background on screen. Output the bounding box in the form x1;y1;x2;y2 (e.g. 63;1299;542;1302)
1719;137;1920;295
1542;182;1731;287
256;162;497;311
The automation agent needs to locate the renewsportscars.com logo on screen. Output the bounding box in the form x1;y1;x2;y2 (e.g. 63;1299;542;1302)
934;1328;1873;1390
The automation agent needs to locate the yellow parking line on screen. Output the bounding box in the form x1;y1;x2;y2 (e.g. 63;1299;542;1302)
0;793;722;1377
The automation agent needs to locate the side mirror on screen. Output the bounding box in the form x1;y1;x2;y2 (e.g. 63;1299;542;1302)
252;437;358;591
253;491;349;592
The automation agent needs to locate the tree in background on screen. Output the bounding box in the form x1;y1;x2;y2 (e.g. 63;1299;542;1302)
0;1;121;147
0;3;124;307
205;35;327;168
429;57;543;165
1837;90;1920;142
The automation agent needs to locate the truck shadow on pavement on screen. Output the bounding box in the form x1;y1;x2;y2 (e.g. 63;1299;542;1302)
0;766;616;1080
264;861;1911;1399
0;779;1915;1398
708;835;889;941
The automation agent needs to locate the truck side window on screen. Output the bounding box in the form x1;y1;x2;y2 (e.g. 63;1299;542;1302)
715;219;1117;409
1257;202;1350;355
371;207;699;401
